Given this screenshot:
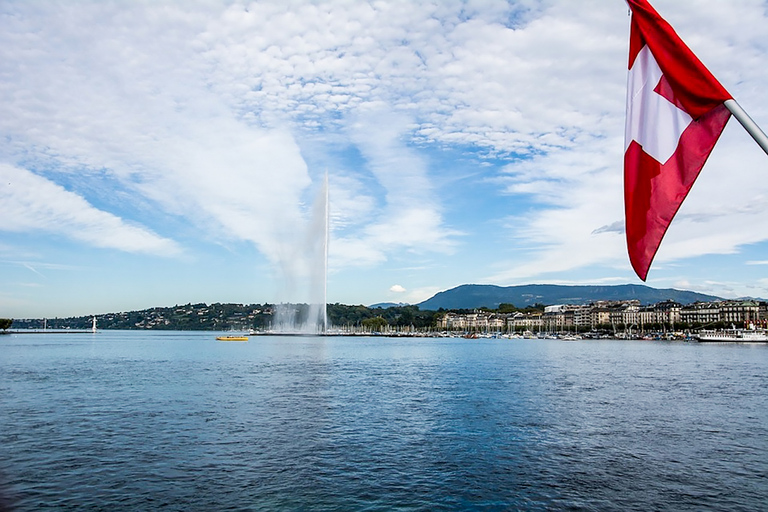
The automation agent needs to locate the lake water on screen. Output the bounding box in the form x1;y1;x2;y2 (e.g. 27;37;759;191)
1;331;767;511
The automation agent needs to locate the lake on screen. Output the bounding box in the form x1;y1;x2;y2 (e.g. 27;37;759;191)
1;331;767;510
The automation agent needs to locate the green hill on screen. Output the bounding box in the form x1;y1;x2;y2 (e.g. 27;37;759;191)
417;284;723;310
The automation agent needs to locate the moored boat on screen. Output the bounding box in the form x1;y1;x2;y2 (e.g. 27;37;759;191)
696;327;768;343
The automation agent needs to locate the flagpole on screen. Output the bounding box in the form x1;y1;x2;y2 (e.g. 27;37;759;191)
724;99;768;156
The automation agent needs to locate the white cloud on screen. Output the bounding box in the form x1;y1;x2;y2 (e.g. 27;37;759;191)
130;120;312;265
0;164;181;256
403;286;443;305
389;284;406;293
487;134;627;281
327;108;461;267
1;0;768;311
196;0;627;155
0;1;316;269
0;0;470;277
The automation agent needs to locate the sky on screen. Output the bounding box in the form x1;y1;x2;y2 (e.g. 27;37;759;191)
2;0;768;318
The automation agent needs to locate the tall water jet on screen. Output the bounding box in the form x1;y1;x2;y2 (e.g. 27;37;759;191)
305;170;329;333
272;172;329;334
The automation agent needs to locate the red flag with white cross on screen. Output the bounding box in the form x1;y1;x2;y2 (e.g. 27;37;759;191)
624;0;733;281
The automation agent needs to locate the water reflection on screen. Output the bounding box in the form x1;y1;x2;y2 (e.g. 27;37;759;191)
1;333;767;510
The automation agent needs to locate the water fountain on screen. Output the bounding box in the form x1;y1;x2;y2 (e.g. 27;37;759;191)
271;173;329;334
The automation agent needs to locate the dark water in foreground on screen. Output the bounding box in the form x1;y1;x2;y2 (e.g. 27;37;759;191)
1;332;767;511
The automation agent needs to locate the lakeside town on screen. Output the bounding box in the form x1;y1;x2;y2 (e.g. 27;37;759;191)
438;299;767;340
5;298;768;340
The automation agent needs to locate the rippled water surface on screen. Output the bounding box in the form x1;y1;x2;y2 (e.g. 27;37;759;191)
1;331;767;510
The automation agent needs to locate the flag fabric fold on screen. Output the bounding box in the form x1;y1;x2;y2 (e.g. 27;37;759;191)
624;0;732;280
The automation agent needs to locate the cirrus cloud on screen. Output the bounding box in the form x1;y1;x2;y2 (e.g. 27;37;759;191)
0;164;181;256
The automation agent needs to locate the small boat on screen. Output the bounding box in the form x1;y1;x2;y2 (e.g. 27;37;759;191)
216;335;249;342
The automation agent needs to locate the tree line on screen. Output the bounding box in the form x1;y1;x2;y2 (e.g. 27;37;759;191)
5;302;546;332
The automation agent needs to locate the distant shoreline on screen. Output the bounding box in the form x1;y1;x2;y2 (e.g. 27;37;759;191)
5;330;95;334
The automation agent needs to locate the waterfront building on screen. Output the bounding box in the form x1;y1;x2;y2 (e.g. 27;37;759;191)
680;302;720;326
508;312;543;332
542;304;583;331
590;307;611;329
543;305;564;332
439;311;509;333
619;302;640;327
679;300;760;327
573;305;592;329
720;300;759;325
635;300;681;330
759;302;768;324
436;299;765;336
655;300;682;327
465;312;488;331
439;312;467;331
488;314;506;332
637;306;657;329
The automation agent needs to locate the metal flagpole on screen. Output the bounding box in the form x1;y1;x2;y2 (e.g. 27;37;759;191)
724;99;768;156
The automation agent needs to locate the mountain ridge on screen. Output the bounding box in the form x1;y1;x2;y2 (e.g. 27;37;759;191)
417;284;725;310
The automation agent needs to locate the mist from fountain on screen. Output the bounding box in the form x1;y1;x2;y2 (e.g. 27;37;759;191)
271;173;329;334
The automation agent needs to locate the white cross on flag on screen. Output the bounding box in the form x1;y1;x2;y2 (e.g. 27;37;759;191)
624;0;732;280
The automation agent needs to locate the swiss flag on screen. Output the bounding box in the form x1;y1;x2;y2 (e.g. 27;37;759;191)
625;0;732;280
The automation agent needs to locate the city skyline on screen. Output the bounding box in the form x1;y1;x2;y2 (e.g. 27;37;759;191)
2;0;768;318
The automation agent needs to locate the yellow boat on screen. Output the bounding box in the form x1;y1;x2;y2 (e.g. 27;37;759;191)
216;335;249;342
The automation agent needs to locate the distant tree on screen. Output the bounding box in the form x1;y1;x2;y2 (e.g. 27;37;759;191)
362;316;387;332
521;303;546;314
394;308;415;327
0;318;12;330
497;303;518;313
327;303;375;327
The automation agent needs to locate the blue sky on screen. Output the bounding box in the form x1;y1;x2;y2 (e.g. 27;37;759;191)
2;0;768;318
